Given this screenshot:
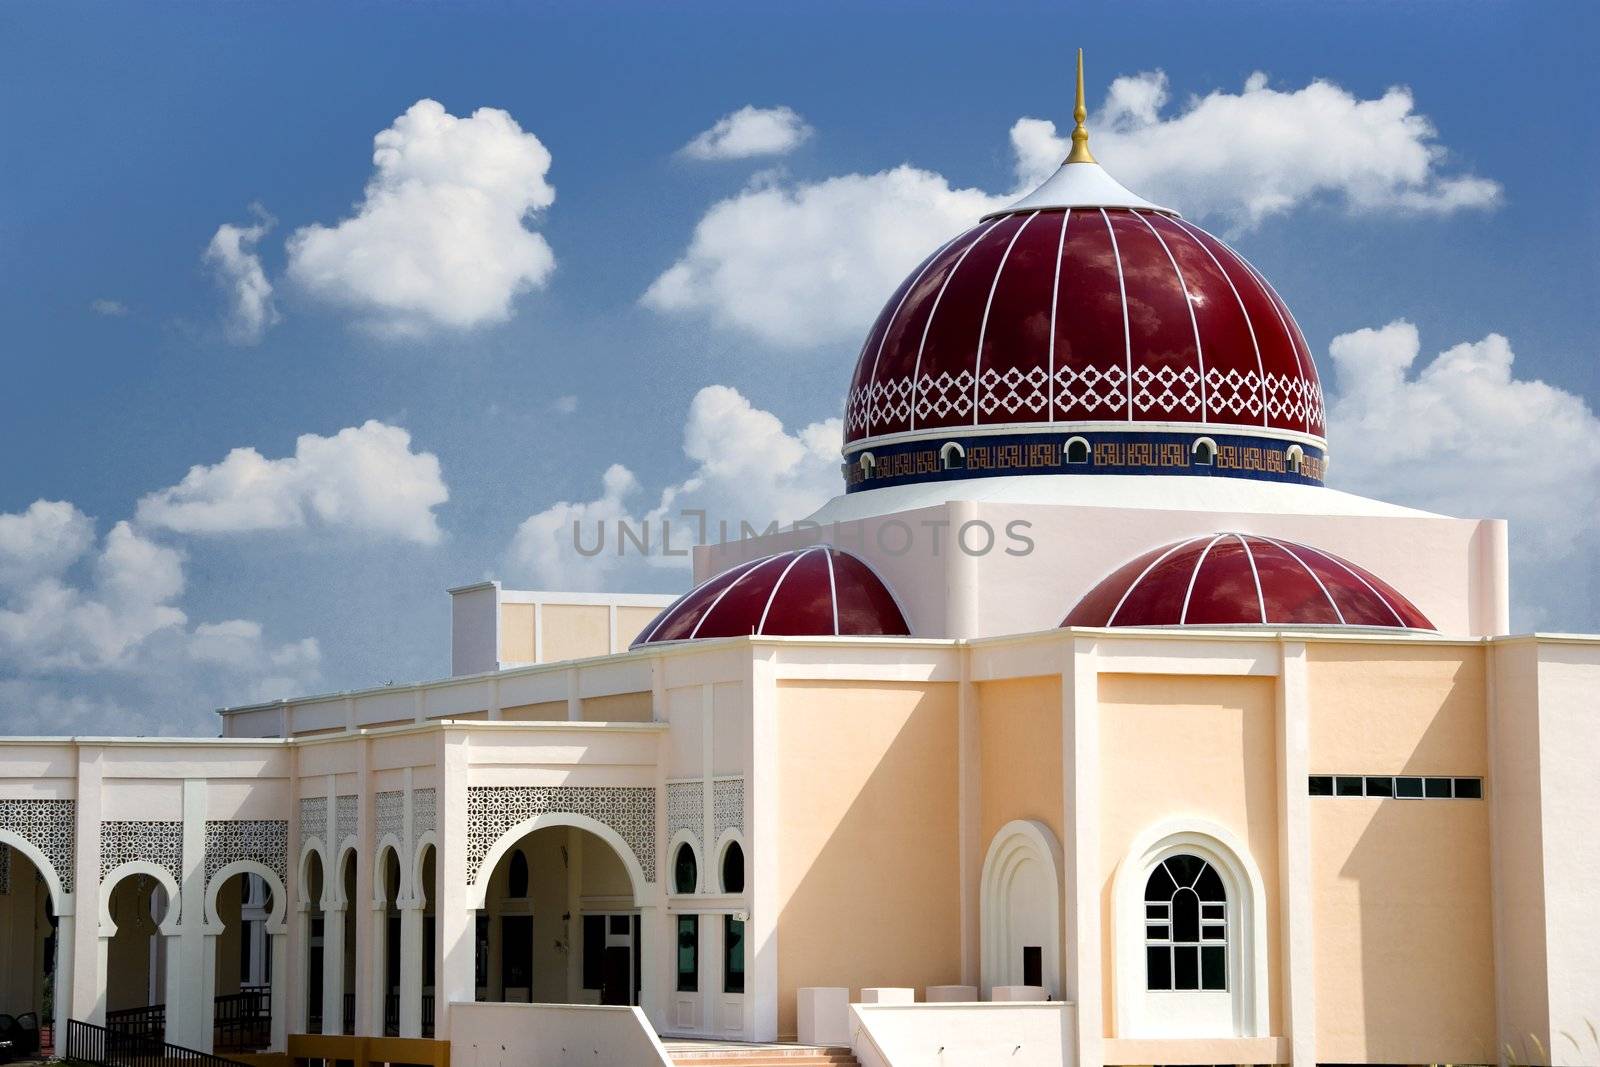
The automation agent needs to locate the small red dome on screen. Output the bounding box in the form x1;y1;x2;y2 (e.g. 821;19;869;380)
844;207;1324;447
633;547;911;647
1062;534;1433;630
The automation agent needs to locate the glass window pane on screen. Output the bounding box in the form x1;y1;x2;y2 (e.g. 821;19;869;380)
1308;775;1333;796
582;916;604;990
1146;925;1168;941
1145;946;1170;990
1145;904;1166;920
1200;903;1224;920
1335;775;1363;796
1201;946;1227;990
1396;776;1424;798
1165;855;1203;887
1425;777;1452;798
723;915;745;994
1173;946;1199;990
1144;864;1176;901
1194;864;1225;902
1201;924;1225;941
676;916;698;992
674;844;698;895
1173;889;1199;943
1454;777;1483;799
721;842;745;894
1365;776;1394;797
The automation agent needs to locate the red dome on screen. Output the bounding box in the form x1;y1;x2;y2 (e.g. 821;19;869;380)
632;546;911;647
845;207;1324;447
1062;534;1433;630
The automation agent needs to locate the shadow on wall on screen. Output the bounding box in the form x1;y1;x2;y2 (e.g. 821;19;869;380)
1325;650;1496;1064
774;680;963;1040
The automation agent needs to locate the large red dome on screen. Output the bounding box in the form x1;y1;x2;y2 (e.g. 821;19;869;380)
840;151;1327;494
1062;533;1433;630
632;546;911;646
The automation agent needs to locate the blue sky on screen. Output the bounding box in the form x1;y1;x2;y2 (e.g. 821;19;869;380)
2;0;1597;735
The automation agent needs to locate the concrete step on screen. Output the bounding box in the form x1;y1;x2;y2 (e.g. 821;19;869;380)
666;1044;858;1067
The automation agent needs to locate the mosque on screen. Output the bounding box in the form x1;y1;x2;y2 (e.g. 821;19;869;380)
1;55;1596;1067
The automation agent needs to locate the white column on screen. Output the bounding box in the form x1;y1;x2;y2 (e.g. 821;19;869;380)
434;731;474;1038
169;779;209;1051
53;912;76;1047
269;928;288;1051
70;748;104;1025
368;903;386;1034
293;902;312;1034
199;928;219;1053
398;901;424;1037
321;906;345;1035
1277;642;1316;1066
747;648;779;1042
1061;638;1102;1067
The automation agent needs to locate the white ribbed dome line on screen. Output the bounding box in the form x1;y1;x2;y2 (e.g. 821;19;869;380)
970;211;1040;425
1238;534;1269;624
1178;534;1230;624
1298;541;1409;628
909;218;1004;433
686;552;782;640
1168;216;1271;430
1106;535;1209;627
1099;207;1136;421
1133;209;1210;418
755;546;823;636
1255;534;1345;624
863;232;965;434
823;548;840;635
1046;209;1071;417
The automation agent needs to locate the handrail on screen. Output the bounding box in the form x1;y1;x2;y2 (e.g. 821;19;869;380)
65;1018;251;1067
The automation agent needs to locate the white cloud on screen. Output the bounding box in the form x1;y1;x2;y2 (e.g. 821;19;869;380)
681;105;813;161
643;167;1001;348
0;502;321;734
0;500;96;589
646;72;1498;347
135;420;449;545
286;99;556;335
1012;71;1501;228
204;205;280;343
90;298;129;317
507;385;841;589
553;395;579;414
1325;321;1600;628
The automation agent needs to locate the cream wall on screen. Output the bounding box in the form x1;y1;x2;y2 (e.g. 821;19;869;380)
582;691;653;723
1096;673;1283;1038
1303;642;1495;1064
774;681;961;1039
976;676;1064;855
540;605;611;664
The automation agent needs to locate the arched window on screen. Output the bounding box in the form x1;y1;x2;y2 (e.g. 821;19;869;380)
1192;437;1217;466
507;850;529;898
940;442;965;471
721;841;745;894
858;452;876;479
1065;437;1091;465
1144;854;1226;992
673;842;698;895
1284;445;1304;474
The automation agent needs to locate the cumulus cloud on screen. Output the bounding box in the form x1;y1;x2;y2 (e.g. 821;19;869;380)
1325;321;1600;628
1012;71;1501;228
90;298;129;317
553;395;579;415
0;501;321;734
643;167;1001;347
136;420;448;544
507;385;841;589
205;205;280;343
646;71;1498;347
286;99;556;335
680;105;813;160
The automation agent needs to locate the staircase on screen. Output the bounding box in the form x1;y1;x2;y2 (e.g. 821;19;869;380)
664;1040;859;1067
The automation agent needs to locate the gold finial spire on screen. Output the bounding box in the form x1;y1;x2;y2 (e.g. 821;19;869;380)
1065;47;1096;164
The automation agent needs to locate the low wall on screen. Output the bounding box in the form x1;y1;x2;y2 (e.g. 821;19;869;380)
447;1001;671;1067
851;1002;1075;1067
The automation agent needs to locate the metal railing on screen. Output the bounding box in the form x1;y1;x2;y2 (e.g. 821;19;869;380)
212;987;271;1052
104;1004;164;1045
64;1018;249;1067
